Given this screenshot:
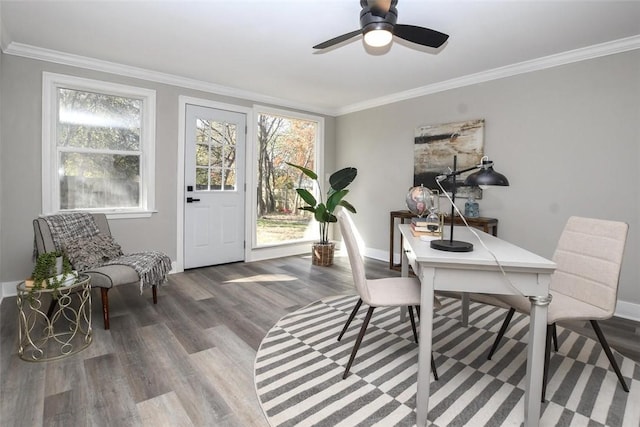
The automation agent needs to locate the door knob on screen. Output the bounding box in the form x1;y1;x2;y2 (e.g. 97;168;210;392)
186;197;201;203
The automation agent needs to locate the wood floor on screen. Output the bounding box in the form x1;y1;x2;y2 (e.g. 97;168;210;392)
1;254;639;426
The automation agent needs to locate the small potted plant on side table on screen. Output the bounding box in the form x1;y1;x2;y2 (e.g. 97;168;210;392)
287;162;357;266
25;251;77;296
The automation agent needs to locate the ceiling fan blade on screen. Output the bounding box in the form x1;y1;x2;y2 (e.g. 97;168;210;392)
313;29;362;49
394;24;449;48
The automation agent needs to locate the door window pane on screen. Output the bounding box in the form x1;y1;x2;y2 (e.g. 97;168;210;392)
193;119;237;191
196;168;209;190
196;144;209;166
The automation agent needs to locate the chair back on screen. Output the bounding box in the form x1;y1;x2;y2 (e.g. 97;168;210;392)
551;216;628;316
34;213;112;255
337;209;371;303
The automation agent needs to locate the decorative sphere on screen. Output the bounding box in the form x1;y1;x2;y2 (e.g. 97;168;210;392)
406;185;434;217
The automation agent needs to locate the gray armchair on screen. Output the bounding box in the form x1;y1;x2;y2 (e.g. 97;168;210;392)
33;213;169;329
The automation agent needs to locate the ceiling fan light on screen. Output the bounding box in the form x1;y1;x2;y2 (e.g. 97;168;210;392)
364;29;393;47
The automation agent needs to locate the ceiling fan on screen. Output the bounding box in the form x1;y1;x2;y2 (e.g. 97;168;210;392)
313;0;449;50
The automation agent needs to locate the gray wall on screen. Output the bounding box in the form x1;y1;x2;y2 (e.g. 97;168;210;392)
336;49;640;306
2;48;638;310
0;54;336;284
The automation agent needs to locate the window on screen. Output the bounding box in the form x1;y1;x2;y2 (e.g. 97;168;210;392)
195;118;237;191
42;73;156;217
254;107;323;246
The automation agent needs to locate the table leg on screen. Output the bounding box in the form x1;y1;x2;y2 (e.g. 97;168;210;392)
416;266;436;427
399;246;410;322
461;292;470;327
524;294;552;427
389;213;395;270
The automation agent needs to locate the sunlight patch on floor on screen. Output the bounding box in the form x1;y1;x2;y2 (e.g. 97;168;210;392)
225;274;297;283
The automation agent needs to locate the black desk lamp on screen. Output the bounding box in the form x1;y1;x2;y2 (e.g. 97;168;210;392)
431;156;509;252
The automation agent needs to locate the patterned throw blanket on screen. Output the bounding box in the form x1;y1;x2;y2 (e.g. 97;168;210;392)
103;251;172;293
42;213;172;293
43;213;100;252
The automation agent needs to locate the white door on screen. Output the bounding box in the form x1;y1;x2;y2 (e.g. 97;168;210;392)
184;104;246;269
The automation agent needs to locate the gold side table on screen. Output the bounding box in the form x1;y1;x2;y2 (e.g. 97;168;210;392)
16;274;92;361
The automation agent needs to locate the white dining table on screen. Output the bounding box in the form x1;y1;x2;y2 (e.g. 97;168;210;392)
399;224;556;427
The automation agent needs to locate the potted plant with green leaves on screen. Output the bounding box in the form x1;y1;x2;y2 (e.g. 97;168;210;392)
287;162;357;266
26;251;77;294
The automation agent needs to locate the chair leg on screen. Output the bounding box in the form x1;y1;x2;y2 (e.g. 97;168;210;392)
343;306;375;379
101;288;110;330
338;298;363;341
487;307;516;360
408;306;418;343
152;285;158;304
590;320;629;392
431;355;439;381
542;324;554;402
552;323;558;352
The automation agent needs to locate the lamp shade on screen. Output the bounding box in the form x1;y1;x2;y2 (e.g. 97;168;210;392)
464;159;509;187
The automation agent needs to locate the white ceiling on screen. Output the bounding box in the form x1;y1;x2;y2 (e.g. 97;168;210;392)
1;0;639;116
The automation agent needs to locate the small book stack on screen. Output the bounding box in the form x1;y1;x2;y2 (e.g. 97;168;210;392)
409;217;442;237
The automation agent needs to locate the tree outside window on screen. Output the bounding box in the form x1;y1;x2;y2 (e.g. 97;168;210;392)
256;112;319;245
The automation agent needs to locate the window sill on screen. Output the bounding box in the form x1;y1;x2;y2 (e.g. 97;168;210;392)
102;210;157;220
58;210;158;220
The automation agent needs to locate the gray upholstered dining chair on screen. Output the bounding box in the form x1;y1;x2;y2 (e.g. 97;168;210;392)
34;213;171;330
336;209;438;380
485;216;629;400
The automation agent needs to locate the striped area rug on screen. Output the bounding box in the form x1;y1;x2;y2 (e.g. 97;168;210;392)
254;295;640;427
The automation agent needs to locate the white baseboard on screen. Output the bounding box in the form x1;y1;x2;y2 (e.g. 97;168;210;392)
614;300;640;322
364;247;388;264
1;281;20;303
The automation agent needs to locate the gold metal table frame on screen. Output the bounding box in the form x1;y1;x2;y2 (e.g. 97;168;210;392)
16;274;92;362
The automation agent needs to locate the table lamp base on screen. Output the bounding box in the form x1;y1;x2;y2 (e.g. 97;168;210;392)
430;239;474;252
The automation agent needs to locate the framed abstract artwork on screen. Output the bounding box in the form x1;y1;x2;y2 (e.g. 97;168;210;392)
414;119;484;198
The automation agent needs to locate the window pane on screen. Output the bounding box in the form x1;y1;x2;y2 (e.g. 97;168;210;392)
60;152;140;209
192;119;237;192
256;113;317;245
196;168;209;190
210;144;222;166
210;169;222;190
196;144;209;166
196;119;207;143
57;88;141;151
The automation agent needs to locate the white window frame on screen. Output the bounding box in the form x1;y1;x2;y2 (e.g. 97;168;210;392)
42;72;156;219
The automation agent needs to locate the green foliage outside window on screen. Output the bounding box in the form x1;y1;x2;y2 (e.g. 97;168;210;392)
56;87;143;209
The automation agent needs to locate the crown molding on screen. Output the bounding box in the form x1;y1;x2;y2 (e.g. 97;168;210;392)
2;42;337;117
335;35;640;116
3;35;639;118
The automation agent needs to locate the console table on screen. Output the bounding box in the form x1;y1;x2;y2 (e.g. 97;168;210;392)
389;210;498;272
